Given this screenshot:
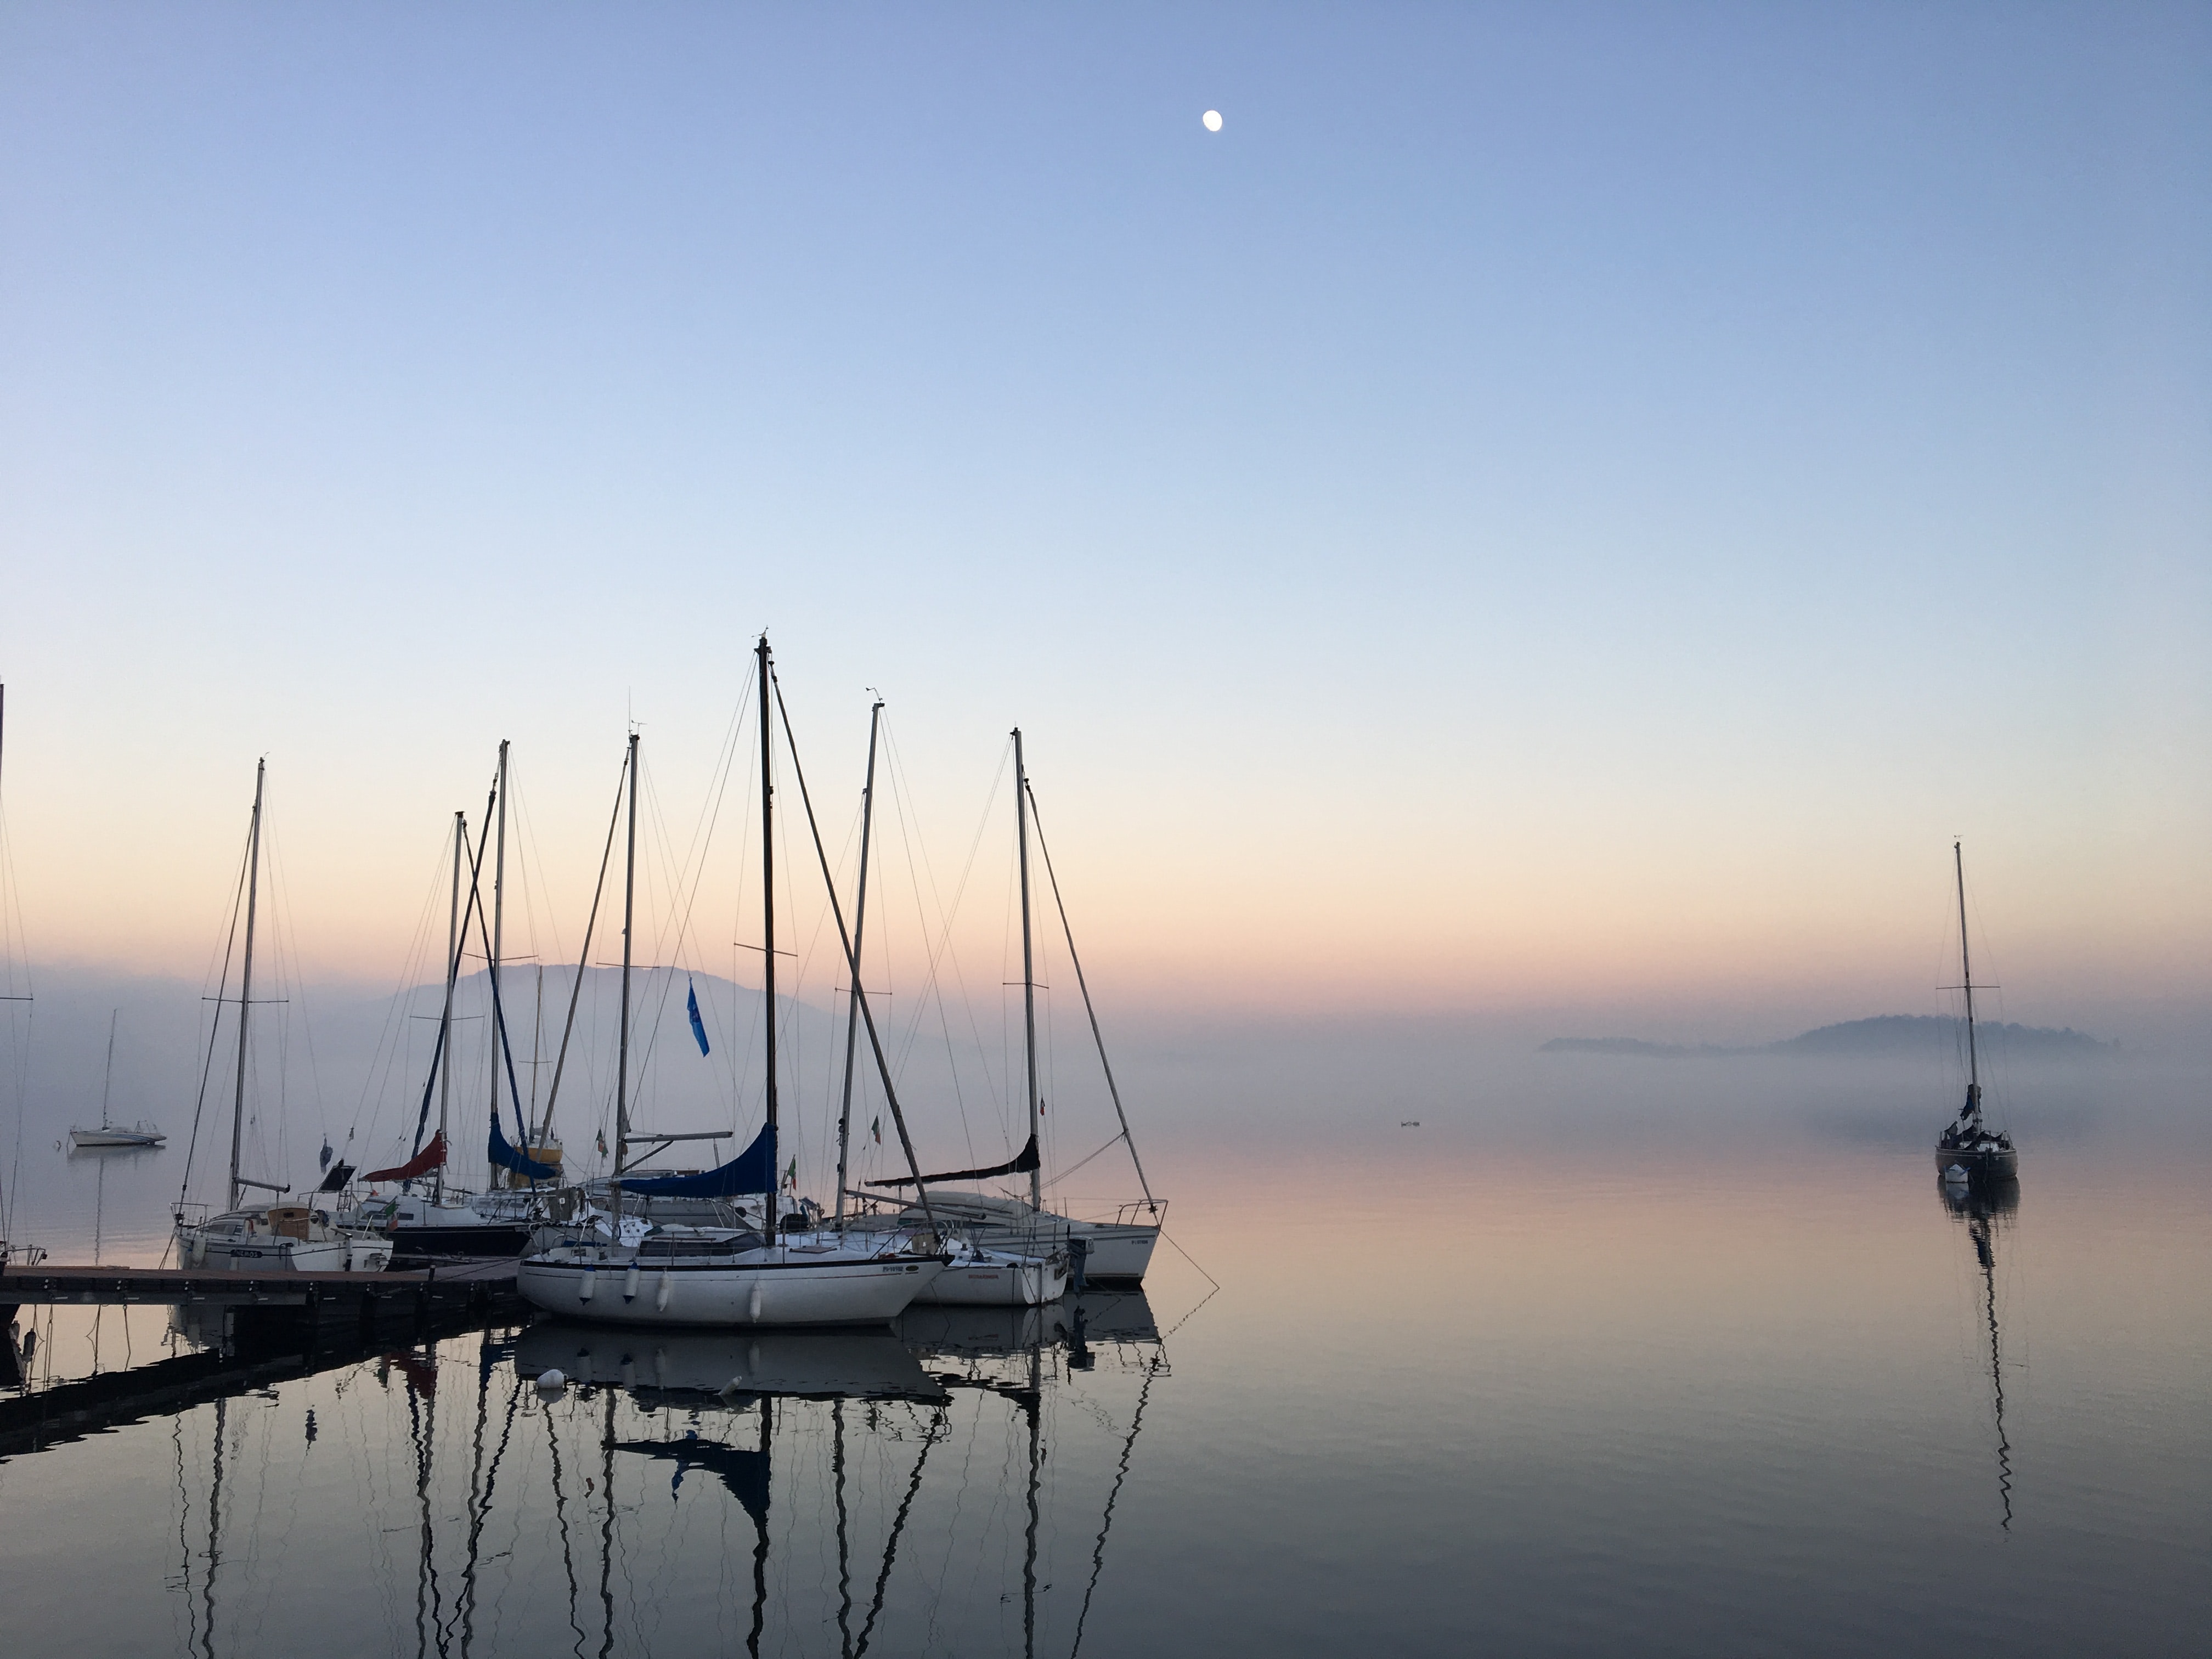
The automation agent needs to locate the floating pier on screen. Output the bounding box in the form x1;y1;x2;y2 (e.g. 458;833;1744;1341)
1;1257;521;1330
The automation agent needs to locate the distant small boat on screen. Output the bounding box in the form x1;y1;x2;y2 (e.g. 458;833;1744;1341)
1934;842;2018;1180
69;1011;166;1149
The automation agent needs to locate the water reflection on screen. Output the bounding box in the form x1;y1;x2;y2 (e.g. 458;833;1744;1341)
1939;1172;2020;1530
8;1289;1170;1658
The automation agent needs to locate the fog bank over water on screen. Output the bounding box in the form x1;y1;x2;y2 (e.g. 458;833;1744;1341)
4;966;2201;1179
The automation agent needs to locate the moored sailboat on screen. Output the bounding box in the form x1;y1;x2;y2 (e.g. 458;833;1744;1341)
69;1010;166;1149
173;760;394;1273
857;729;1161;1285
1934;840;2018;1180
517;640;947;1328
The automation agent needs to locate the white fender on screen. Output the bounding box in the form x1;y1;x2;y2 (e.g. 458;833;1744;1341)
655;1271;673;1312
623;1263;640;1303
578;1266;596;1302
748;1284;763;1322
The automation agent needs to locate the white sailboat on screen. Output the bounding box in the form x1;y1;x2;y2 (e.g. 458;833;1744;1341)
69;1010;166;1149
173;760;394;1274
855;729;1161;1285
517;639;948;1328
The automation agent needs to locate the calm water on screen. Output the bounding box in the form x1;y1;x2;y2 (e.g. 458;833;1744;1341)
3;1058;2207;1656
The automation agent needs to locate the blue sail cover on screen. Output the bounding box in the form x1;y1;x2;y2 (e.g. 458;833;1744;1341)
488;1109;562;1182
619;1123;776;1197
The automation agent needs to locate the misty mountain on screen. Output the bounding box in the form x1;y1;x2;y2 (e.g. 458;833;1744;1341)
1541;1015;2118;1061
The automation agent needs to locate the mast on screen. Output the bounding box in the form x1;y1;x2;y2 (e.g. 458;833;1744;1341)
758;635;779;1235
1028;783;1157;1214
100;1008;117;1130
435;810;462;1207
1954;838;1980;1120
613;731;639;1223
488;740;508;1154
1013;729;1041;1213
833;697;884;1225
226;759;266;1212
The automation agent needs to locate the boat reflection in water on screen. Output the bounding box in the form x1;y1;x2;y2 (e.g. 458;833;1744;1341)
503;1287;1165;1658
1939;1170;2021;1530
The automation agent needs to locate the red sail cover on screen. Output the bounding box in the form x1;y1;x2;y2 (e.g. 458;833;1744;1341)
363;1132;447;1184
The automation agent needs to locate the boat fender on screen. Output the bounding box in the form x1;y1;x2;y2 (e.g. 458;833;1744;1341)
748;1285;763;1322
623;1263;640;1303
535;1369;566;1391
656;1271;673;1313
579;1266;596;1303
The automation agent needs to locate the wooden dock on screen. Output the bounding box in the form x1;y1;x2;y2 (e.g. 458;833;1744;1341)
2;1257;521;1328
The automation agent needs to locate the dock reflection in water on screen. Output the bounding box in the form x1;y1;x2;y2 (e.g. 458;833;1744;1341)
1;1288;1168;1658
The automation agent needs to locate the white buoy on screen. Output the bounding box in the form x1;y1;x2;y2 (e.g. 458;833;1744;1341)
535;1369;566;1390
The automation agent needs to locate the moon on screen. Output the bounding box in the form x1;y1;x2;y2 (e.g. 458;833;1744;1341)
1201;109;1223;132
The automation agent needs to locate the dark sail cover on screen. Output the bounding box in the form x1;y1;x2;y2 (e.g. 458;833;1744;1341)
315;1160;356;1193
363;1131;447;1184
488;1109;561;1182
864;1132;1040;1190
620;1124;776;1198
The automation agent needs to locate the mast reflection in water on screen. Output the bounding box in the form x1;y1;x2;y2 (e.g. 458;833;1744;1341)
1940;1173;2021;1532
100;1291;1165;1659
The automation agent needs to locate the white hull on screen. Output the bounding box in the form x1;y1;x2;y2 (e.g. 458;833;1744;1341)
176;1229;393;1274
913;1249;1069;1306
517;1248;944;1328
175;1204;394;1273
970;1220;1157;1282
70;1127;166;1149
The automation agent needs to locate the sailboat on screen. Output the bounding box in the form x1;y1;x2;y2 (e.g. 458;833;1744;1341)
69;1011;166;1148
172;761;394;1274
343;742;560;1257
817;698;1068;1307
1934;840;2018;1180
860;729;1162;1284
516;638;948;1327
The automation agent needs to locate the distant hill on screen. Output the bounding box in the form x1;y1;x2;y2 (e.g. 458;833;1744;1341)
1542;1015;2117;1060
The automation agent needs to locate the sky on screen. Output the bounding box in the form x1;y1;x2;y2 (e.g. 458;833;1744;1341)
2;2;2207;1049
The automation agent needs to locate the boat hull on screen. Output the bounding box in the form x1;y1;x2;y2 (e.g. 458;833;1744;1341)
966;1221;1156;1283
1934;1146;2018;1180
176;1231;393;1273
69;1128;165;1149
913;1251;1070;1307
516;1253;944;1328
385;1223;536;1260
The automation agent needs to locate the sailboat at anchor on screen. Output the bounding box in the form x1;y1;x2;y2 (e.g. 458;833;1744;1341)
173;761;394;1274
1934;840;2018;1181
516;637;948;1327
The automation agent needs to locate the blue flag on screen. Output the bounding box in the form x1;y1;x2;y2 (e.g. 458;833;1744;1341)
687;978;710;1056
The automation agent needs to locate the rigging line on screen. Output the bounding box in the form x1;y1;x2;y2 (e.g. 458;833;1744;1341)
769;667;938;1238
350;829;449;1148
853;1410;948;1658
1069;1352;1160;1659
1041;1132;1128;1192
539;747;629;1144
1157;1227;1220;1292
881;723;1011;1163
177;816;257;1214
882;720;1007;1096
1024;783;1156;1210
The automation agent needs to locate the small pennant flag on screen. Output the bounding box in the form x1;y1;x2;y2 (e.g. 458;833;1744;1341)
686;978;710;1056
870;1116;881;1145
